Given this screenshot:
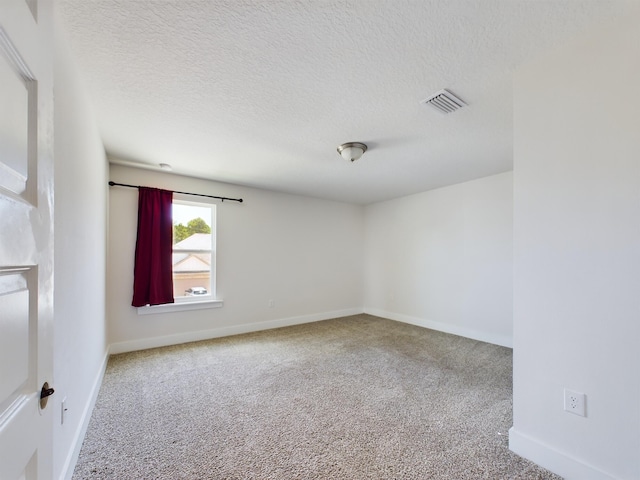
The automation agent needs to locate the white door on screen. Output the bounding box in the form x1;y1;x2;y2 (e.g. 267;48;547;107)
0;0;54;479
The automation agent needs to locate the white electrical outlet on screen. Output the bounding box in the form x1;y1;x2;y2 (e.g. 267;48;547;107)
268;299;275;308
564;389;586;417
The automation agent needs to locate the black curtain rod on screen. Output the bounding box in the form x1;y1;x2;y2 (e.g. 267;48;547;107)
108;181;243;203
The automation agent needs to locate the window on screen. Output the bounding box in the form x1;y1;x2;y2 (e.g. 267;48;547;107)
136;195;223;315
172;199;216;303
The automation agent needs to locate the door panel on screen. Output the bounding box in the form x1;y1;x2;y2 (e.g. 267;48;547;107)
0;269;31;410
0;0;54;479
0;44;29;196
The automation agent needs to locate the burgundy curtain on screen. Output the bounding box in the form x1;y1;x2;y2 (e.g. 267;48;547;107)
132;187;174;307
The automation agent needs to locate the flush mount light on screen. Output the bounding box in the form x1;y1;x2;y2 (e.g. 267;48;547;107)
337;142;368;162
159;163;172;171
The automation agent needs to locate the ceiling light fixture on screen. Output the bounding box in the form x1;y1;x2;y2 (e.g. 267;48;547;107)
337;142;368;162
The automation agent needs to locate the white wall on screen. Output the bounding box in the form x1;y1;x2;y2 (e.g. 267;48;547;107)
509;9;640;480
363;172;513;347
53;14;109;480
108;164;364;352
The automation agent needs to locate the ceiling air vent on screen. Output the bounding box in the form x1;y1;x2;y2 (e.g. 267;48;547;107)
421;89;467;114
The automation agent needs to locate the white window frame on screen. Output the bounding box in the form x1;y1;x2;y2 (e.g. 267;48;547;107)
137;195;223;315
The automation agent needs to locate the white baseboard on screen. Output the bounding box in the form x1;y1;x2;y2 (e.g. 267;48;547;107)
109;307;364;354
364;308;512;348
60;348;110;480
509;427;616;480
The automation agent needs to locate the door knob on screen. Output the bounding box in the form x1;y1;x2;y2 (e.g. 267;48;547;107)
40;382;54;409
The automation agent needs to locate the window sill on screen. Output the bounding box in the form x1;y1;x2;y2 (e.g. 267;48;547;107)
137;298;223;315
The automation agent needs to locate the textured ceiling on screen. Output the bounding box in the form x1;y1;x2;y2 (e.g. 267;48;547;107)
56;0;634;204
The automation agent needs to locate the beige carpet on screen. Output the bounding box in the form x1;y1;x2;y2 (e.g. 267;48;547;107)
72;314;561;479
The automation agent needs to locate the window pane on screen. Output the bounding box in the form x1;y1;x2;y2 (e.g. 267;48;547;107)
172;204;212;245
172;202;214;298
